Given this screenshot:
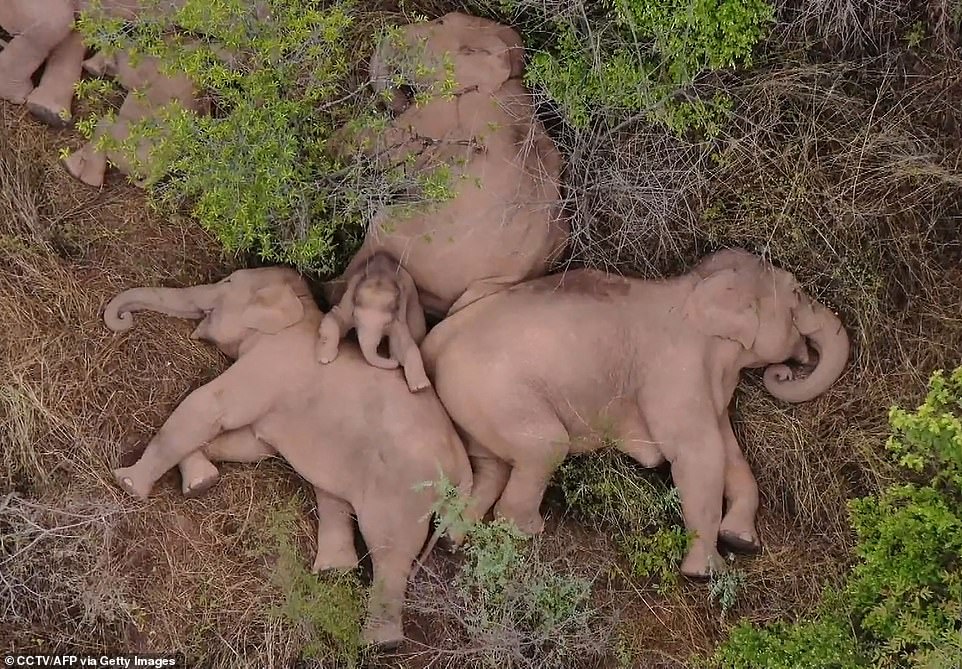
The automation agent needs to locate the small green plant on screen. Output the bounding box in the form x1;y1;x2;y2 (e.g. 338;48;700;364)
708;561;747;619
265;501;365;667
711;366;962;669
423;477;605;668
551;450;691;588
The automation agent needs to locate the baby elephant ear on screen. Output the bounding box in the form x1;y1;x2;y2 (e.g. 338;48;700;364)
683;268;759;350
242;283;305;334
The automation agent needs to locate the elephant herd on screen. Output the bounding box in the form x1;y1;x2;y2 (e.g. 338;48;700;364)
4;8;852;650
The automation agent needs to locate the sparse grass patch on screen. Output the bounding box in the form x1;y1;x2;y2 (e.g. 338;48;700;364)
264;500;366;668
406;477;614;668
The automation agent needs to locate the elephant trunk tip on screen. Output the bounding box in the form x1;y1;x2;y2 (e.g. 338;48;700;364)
104;307;134;332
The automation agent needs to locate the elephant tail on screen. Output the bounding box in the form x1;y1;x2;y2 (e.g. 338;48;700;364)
411;433;474;578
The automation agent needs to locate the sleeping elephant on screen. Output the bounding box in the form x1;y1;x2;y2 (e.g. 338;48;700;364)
421;248;850;578
0;0;185;125
317;252;431;392
102;266;472;647
324;12;568;319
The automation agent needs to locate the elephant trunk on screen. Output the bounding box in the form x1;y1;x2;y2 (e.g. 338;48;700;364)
104;285;222;331
763;300;850;403
357;328;399;370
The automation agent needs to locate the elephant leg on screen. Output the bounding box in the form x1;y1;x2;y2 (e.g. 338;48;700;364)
0;5;73;104
113;367;269;500
388;322;430;392
356;500;431;648
178;426;278;498
450;445;510;543
311;489;359;573
26;30;84;126
490;419;569;535
647;403;726;579
616;410;665;468
62;93;146;188
717;412;761;554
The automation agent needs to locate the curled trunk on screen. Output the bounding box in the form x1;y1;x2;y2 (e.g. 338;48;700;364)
103;285;222;331
764;301;850;403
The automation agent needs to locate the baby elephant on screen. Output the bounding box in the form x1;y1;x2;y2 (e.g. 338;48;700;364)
102;266;472;647
317;253;431;393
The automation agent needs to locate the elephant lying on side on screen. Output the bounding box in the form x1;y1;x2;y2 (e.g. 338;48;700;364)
103;266;472;647
0;0;185;125
317;252;431;392
422;248;850;577
325;12;568;319
63;44;209;187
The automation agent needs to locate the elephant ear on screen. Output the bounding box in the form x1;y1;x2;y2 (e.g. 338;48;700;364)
241;283;305;334
684;268;759;350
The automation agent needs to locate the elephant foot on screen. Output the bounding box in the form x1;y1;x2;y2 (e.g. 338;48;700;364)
311;547;360;573
0;78;34;105
25;88;72;127
718;528;761;555
362;617;404;650
494;504;545;536
113;466;153;501
316;341;339;364
62;149;106;188
405;372;431;393
680;543;727;580
82;53;113;77
181;462;220;498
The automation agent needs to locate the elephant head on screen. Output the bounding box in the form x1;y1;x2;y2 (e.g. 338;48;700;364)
103;267;312;358
685;248;850;402
336;253;425;369
369;12;523;113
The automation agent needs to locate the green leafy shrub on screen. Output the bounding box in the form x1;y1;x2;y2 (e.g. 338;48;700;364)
551;450;691;588
265;502;365;667
490;0;773;133
419;477;606;668
711;366;962;669
75;1;454;273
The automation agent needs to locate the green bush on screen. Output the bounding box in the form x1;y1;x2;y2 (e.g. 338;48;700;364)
75;1;455;273
492;0;773;133
711;366;962;669
424;477;604;667
551;450;693;588
265;502;366;667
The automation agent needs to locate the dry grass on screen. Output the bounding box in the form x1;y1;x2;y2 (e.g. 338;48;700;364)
2;1;962;667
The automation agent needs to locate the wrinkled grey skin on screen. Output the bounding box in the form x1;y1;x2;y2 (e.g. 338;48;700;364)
422;249;850;578
103;266;472;648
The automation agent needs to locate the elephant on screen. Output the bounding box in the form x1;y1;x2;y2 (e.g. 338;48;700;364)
102;266;473;647
62;43;209;187
317;252;431;393
421;248;851;578
0;0;184;126
324;12;568;320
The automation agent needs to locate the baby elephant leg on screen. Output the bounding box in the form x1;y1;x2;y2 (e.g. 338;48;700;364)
26;30;85;126
388;321;430;392
312;489;359;573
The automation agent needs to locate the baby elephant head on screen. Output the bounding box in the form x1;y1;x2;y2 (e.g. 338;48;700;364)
104;267;312;358
684;248;851;403
337;254;425;369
